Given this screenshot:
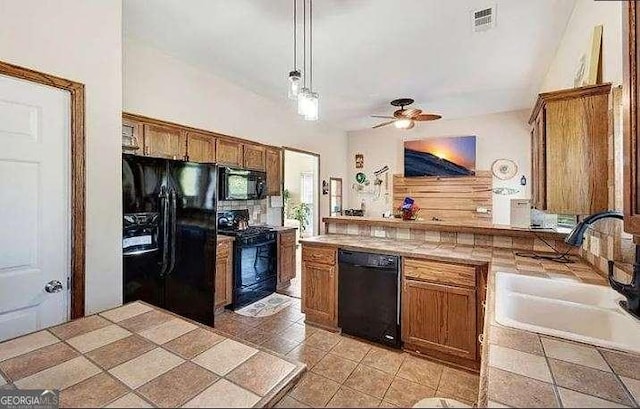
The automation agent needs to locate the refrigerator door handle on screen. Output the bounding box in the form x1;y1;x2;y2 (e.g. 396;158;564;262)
166;188;178;275
159;186;170;277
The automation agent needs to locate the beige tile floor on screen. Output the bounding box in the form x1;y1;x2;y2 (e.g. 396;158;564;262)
217;303;479;408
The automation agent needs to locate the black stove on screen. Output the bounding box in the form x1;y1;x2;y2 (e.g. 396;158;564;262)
217;210;277;309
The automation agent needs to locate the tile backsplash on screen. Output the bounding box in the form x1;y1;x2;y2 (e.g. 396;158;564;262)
218;199;268;225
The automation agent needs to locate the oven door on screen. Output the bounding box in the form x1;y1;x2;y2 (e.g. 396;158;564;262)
233;239;277;307
220;168;266;200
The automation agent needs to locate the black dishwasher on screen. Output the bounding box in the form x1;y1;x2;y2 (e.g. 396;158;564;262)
338;249;401;348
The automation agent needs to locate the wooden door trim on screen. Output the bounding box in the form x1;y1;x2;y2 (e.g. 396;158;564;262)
0;60;86;319
624;2;640;234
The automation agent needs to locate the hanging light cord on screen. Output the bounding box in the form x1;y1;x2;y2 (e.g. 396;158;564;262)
292;0;297;70
309;0;313;91
302;0;307;89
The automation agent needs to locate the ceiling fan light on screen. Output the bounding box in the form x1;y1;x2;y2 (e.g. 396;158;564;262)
288;70;302;100
394;119;413;129
304;92;319;121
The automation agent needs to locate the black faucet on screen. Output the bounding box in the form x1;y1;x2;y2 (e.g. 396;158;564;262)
565;211;640;318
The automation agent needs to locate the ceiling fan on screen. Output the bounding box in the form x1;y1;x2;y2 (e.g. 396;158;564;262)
371;98;442;129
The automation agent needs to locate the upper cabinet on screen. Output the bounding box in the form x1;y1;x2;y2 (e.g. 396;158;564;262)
529;83;611;215
243;144;266;171
624;3;640;235
122;117;144;154
216;139;244;168
143;123;187;160
186;131;216;163
121;114;285;196
265;147;282;196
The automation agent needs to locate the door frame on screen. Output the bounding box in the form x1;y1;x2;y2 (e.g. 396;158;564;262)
0;60;86;319
282;146;321;235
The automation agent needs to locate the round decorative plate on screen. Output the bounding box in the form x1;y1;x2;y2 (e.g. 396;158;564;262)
355;172;367;184
491;159;518;180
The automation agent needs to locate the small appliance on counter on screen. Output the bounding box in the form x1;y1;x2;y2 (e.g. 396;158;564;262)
510;199;531;228
344;209;364;217
219;167;266;201
217;209;277;309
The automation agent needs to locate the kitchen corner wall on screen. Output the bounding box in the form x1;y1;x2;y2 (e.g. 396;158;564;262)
0;1;124;314
347;110;531;224
123;38;348;231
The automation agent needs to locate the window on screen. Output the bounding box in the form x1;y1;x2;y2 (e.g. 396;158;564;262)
300;172;314;204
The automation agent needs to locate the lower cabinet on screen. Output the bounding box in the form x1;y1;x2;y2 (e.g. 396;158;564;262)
302;245;337;329
402;280;477;361
401;257;487;371
277;230;297;289
215;239;233;311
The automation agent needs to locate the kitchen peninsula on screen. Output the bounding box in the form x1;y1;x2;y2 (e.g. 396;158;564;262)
299;228;640;407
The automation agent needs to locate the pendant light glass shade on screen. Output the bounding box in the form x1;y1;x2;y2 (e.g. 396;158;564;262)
288;70;301;100
298;87;311;115
304;91;319;121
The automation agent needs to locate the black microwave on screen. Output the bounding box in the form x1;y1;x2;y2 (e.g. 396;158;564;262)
219;167;267;200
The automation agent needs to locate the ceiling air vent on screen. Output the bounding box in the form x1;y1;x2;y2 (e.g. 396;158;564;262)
472;6;496;32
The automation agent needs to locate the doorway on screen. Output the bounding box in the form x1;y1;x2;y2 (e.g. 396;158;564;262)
281;148;320;299
0;62;85;341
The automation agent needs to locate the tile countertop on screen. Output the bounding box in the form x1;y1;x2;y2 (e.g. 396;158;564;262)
0;302;305;408
301;235;640;408
322;216;567;240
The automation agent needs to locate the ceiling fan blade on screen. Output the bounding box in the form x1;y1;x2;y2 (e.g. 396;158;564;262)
370;115;396;119
394;108;422;119
372;120;395;129
414;113;442;121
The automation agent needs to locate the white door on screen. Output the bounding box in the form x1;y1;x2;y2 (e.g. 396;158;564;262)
0;74;70;341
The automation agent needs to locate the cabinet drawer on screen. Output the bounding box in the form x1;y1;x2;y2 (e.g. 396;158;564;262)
403;258;475;288
302;246;336;265
279;231;296;247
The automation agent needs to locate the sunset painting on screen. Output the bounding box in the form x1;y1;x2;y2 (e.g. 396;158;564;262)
404;136;476;177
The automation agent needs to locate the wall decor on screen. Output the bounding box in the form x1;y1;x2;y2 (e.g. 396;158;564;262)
355;153;364;168
574;25;603;87
404;136;476;177
491;159;518;180
322;180;329;195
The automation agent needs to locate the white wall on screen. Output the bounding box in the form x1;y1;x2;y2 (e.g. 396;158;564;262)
123;39;348;228
0;0;123;313
347;110;531;224
542;0;622;91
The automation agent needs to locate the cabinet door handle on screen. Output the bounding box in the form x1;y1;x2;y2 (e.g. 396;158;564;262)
478;333;484;345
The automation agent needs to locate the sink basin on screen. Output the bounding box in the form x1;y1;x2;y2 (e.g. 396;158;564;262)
495;272;640;354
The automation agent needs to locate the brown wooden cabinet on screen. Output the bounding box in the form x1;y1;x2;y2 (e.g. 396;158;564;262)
277;229;296;289
143;123;186;160
401;257;486;371
243;144;266;171
186;131;215;163
529;84;611;215
216;139;244;167
402;280;477;361
266;147;282;196
122;117;144;154
215;239;233;310
302;245;337;329
623;3;640;235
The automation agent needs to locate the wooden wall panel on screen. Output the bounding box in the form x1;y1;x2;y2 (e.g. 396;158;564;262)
393;171;492;224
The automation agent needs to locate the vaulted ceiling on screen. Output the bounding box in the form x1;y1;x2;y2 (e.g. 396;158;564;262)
124;0;576;131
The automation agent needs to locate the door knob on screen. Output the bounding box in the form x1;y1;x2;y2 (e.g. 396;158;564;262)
45;280;64;293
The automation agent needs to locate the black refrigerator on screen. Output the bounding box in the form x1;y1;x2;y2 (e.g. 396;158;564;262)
122;153;217;326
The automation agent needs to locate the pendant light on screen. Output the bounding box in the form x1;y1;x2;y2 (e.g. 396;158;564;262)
287;0;301;99
297;0;311;115
304;0;319;121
